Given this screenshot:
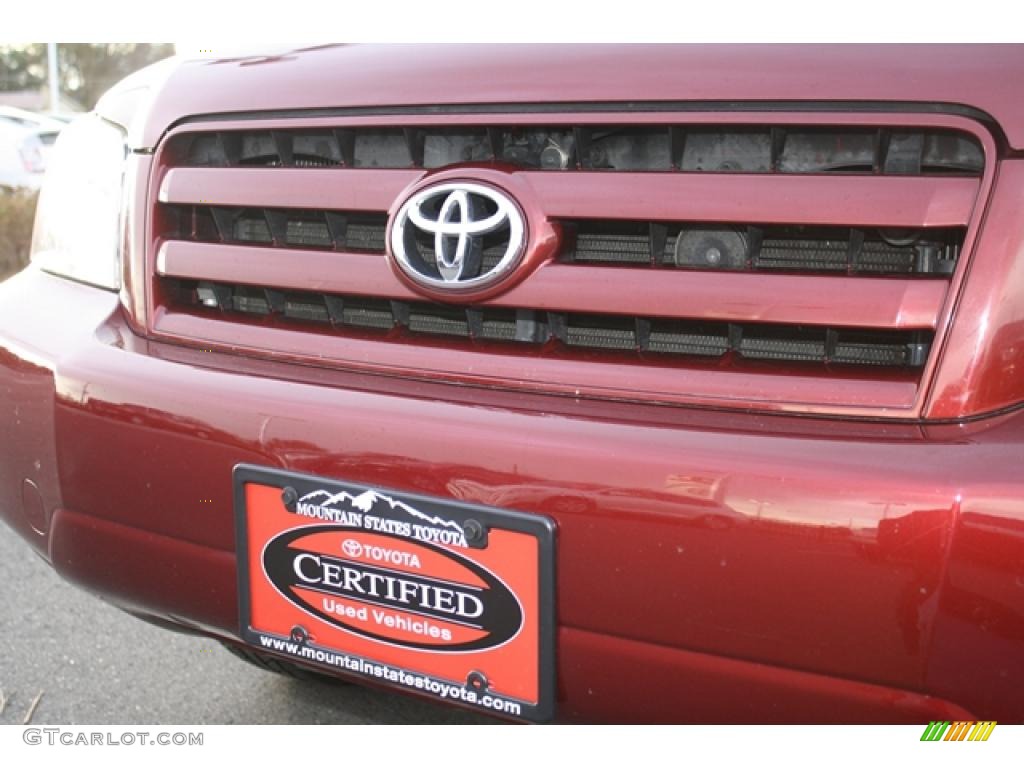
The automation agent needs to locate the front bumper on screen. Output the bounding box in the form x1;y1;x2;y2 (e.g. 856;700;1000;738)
2;266;1022;723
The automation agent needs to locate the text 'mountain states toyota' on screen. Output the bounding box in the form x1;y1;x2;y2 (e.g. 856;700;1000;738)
2;44;1023;723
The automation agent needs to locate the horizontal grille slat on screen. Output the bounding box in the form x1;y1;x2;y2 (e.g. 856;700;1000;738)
533;172;978;228
160;167;979;229
154;307;924;411
159;167;420;212
156;240;949;330
167;277;932;371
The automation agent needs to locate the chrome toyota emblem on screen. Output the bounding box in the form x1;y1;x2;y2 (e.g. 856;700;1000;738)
390;182;526;291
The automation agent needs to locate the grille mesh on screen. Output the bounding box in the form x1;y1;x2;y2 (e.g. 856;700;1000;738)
570;222;961;275
167;205;387;252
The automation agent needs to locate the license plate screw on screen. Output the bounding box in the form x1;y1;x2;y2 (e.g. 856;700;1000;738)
290;625;309;645
466;670;489;692
281;486;299;512
463;518;487;548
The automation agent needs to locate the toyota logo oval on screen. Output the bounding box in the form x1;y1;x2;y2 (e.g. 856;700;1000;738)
390;182;526;292
342;539;363;558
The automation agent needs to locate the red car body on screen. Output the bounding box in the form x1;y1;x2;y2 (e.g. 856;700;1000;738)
2;44;1024;722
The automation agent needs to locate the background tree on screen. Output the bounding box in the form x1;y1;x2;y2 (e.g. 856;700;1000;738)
0;43;175;110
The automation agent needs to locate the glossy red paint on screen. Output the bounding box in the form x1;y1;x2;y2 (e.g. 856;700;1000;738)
119;152;153;336
925;160;1024;418
156;243;418;300
155;240;948;330
2;269;1024;721
5;45;1024;724
522;172;977;228
132;45;1024;150
158;165;979;228
159;167;419;212
150;311;923;413
42;506;977;724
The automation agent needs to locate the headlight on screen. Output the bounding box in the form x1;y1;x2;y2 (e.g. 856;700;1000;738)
30;114;128;291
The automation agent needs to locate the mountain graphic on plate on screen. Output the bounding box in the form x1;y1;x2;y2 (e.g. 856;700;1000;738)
297;487;463;531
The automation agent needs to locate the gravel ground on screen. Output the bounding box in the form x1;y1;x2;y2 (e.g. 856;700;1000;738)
0;523;493;725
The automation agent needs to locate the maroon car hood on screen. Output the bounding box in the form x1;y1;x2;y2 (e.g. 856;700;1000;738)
139;44;1024;148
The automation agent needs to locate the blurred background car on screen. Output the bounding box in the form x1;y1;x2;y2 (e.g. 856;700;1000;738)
0;106;65;190
1;44;173;281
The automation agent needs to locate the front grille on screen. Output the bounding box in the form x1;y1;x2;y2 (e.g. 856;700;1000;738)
149;110;992;415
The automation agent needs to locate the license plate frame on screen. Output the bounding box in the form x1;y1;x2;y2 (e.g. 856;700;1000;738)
233;464;556;722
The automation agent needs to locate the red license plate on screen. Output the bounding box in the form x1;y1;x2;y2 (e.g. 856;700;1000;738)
233;465;555;721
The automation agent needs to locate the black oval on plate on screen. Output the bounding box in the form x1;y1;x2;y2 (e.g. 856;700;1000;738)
263;524;523;652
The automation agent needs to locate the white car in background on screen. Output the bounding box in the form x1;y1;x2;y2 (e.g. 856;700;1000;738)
0;107;67;191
